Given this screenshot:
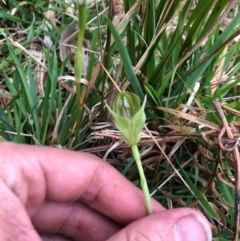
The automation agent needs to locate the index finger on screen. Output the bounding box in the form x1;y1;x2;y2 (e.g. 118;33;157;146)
0;142;164;225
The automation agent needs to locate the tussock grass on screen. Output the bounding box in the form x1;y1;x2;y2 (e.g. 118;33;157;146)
0;0;240;240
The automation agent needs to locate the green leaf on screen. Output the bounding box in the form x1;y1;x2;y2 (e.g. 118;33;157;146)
105;17;144;101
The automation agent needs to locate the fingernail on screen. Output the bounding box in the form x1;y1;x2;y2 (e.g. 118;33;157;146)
174;214;212;241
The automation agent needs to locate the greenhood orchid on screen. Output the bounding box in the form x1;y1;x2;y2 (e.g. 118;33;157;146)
106;91;152;214
106;91;147;146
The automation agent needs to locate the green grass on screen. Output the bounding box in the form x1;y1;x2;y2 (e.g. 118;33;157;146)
1;0;240;240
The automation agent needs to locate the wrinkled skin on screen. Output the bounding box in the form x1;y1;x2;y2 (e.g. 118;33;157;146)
0;142;211;241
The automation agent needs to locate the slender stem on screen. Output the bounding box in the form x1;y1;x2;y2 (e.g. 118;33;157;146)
131;144;153;214
100;0;114;120
75;5;88;142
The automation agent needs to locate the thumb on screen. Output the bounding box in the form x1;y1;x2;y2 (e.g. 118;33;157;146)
107;208;212;241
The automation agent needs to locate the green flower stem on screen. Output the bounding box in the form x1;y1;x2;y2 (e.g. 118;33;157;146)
75;5;88;141
131;144;153;214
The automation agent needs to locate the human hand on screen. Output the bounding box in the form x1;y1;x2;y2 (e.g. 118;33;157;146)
0;142;211;241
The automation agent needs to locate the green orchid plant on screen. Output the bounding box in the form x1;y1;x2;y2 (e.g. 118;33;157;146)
72;0;94;141
106;91;153;214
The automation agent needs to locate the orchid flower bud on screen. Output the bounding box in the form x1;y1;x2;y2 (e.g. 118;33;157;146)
106;91;147;146
72;0;95;6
